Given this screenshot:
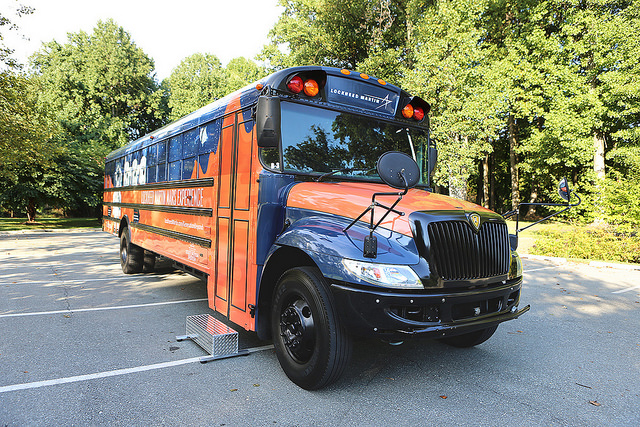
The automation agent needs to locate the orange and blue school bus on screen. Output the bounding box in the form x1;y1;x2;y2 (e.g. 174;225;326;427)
103;66;530;389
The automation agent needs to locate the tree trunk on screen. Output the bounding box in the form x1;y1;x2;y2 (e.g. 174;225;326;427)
593;131;606;180
448;134;468;201
592;130;606;224
482;153;490;208
476;161;483;206
508;114;520;210
489;152;496;211
27;198;37;222
525;183;539;219
449;176;468;200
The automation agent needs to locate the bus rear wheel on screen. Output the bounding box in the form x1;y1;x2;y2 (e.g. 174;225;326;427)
271;267;351;390
143;250;156;272
120;229;143;274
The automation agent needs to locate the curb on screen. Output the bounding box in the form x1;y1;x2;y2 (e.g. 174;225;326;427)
0;228;101;236
521;253;640;272
520;254;567;263
588;261;640;271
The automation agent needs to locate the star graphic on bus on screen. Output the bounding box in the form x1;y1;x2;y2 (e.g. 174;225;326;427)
365;93;393;110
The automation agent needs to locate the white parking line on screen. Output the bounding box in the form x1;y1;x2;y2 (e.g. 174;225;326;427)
0;345;274;394
0;298;208;318
0;275;181;286
523;265;561;273
612;285;640;294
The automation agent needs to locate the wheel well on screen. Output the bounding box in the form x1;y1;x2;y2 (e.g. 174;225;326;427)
255;246;317;340
118;217;129;238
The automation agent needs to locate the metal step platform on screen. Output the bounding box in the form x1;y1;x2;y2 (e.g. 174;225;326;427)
176;314;249;363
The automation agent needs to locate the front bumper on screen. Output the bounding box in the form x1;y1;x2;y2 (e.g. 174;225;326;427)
330;278;529;340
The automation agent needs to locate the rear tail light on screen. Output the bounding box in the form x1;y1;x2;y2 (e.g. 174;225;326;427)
303;79;319;96
286;73;324;98
402;104;414;119
413;106;425;121
287;76;304;94
400;98;430;122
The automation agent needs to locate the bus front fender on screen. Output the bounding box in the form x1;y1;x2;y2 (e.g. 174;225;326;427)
273;216;420;282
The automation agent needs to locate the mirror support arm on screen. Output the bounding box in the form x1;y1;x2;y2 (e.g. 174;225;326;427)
343;170;410;258
504;192;582;241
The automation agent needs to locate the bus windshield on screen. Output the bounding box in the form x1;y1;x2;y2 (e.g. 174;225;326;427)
265;101;429;184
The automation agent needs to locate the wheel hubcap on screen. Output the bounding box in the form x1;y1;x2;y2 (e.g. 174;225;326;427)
280;298;315;363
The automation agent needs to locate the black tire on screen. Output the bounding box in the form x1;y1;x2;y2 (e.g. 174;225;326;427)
271;267;351;390
440;325;498;348
143;250;156;273
120;229;143;274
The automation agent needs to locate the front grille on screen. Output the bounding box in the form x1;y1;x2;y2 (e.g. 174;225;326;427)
427;221;509;280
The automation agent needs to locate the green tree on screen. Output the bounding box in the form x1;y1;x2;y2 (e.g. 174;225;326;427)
165;53;227;121
403;0;496;201
2;19;166;219
166;55;266;121
259;0;411;79
0;1;33;69
31;19;166;150
0;73;60;220
0;3;54;220
223;57;266;93
549;0;640;222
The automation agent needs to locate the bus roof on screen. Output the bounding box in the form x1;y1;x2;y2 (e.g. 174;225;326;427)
106;66;426;162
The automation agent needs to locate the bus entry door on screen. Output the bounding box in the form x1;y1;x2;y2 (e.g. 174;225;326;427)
213;111;256;330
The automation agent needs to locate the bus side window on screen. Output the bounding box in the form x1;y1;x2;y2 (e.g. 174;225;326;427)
183;128;199;179
199;119;221;176
124;153;134;186
168;134;183;181
146;144;157;184
157;141;167;182
105;160;115;187
135;149;146;185
115;157;124;187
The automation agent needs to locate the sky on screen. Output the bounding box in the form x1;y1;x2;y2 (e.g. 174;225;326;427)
1;0;283;81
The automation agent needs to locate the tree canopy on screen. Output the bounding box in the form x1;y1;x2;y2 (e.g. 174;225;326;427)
166;54;265;121
0;2;638;234
260;0;640;230
0;16;265;220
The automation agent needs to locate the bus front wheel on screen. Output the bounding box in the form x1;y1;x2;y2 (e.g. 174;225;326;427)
271;267;351;390
120;229;143;274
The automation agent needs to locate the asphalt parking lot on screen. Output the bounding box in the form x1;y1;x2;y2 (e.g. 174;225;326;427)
1;229;639;426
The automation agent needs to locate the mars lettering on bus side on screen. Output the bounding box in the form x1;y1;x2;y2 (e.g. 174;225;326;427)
140;188;204;208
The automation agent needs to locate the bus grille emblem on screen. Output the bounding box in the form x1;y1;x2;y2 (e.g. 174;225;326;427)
469;213;481;232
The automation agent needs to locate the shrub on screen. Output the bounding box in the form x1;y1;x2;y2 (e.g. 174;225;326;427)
531;227;640;264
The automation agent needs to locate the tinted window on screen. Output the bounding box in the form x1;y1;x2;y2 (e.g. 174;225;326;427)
146;144;157;166
169;135;182;162
157;141;167;162
184;128;199;158
157;162;166;182
147;165;157;183
200;120;221;154
169;160;181;181
183;157;196;179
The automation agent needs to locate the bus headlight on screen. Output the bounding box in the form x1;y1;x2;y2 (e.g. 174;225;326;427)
343;259;423;289
508;252;522;279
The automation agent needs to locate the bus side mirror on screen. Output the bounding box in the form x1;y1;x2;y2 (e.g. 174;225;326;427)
377;151;420;190
428;145;438;178
558;177;570;202
256;95;281;148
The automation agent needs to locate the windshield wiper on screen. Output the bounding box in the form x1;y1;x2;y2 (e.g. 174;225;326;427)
315;167;375;182
316;167;353;181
